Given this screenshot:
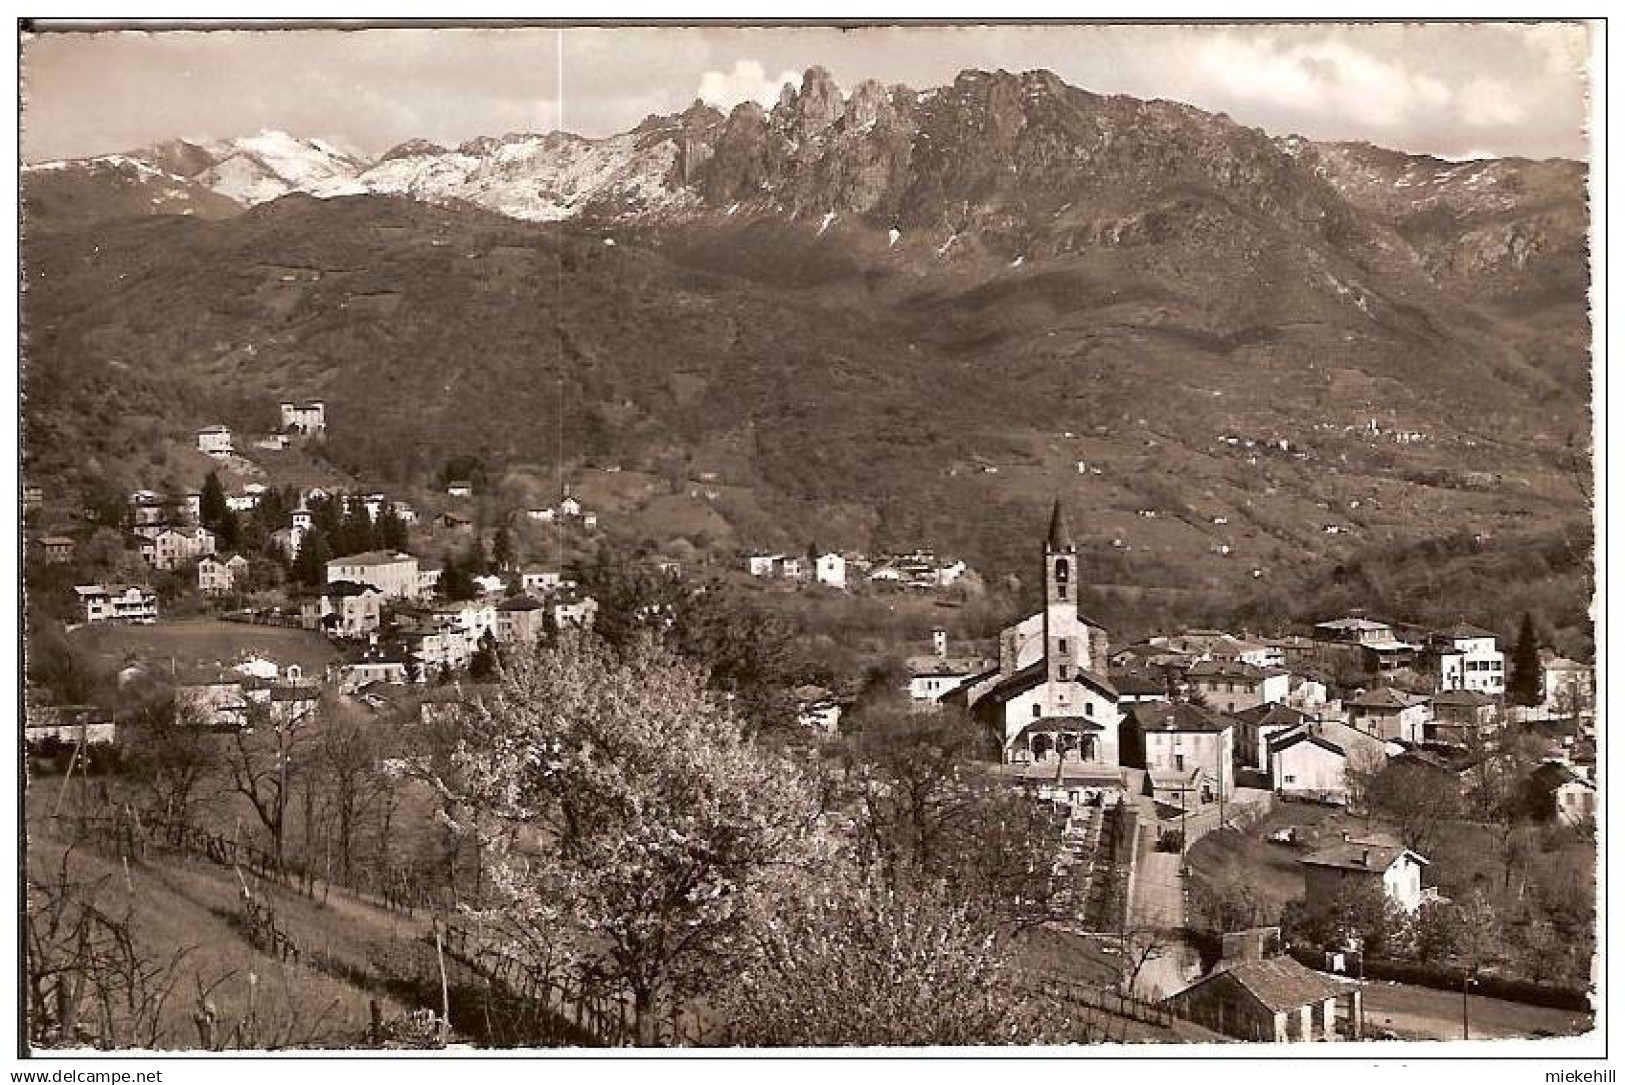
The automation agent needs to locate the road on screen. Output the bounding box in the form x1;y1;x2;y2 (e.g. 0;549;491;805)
1360;981;1594;1040
1126;823;1200;1001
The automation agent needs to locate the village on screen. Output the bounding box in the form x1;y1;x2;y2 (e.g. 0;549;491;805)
23;395;1598;1044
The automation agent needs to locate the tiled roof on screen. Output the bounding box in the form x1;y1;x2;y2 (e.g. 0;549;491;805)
1130;701;1233;734
1431;689;1496;707
1188;659;1284;681
1200;957;1355;1014
326;550;415;568
983;660;1118;703
1231;703;1312;728
1345;686;1424;710
1300;841;1427;873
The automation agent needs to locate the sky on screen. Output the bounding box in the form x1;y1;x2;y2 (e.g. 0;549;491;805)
20;21;1594;164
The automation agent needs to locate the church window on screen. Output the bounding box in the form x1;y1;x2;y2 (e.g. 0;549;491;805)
1058;638;1068;656
1085;702;1093;717
1055;558;1069;582
1057;583;1067;600
1032;704;1042;719
1058;664;1069;680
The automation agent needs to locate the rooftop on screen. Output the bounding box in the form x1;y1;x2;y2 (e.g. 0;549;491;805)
1130;701;1233;734
1345;686;1426;710
1194;956;1356;1014
1300;841;1427;873
326;550;416;568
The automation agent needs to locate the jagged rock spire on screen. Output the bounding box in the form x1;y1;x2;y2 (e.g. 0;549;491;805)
1046;498;1074;551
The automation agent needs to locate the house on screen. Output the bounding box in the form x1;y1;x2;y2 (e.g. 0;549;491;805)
746;552;785;577
225;490;263;513
552;592;599;630
325;551;422;600
962;503;1120;774
174;667;249;728
301;580;384;638
232;654;286;683
337;647;412;691
1108;669;1171;705
429;600;499;645
905;653;992;707
1427;622;1505;696
1344;687;1429;744
1145;764;1207;814
22;483;44;510
436;511;474;533
813;551;847;590
197;554;250;596
1164;955;1358;1042
1231;702;1315;770
1152;630;1280;668
1109;642;1196;670
794;684;843;734
446;480;474;499
495;595;549;644
196;425;234;457
1122;701;1235;801
1528;762;1597;828
558;496;583;518
74;584;158;624
148;526;216;571
472;574;507;596
26;706;119;747
526;507;557;523
1268;720;1389;806
1285;674;1330;713
1426;689;1499;745
1542;654;1596;715
1300;840;1429;913
1185;660;1290;714
582;511;598;530
520;566;564;595
400;620;473;678
34;535;76;565
279;400;326;437
1312;617;1395;646
267;685;321;726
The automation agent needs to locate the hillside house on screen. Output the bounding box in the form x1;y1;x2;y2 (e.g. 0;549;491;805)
813;551;847;589
552;592;599;630
279;400;326;437
1164;956;1358;1042
1313;617;1395;646
436;511;474;533
794;685;843;734
1153;630;1280;668
174;667;249;728
1301;840;1429;914
147;526;215;573
906;654;993;708
473;574;506;596
337;647;413;691
526;507;557;523
34;535;76;565
301;580;384;638
1528;762;1597;828
558;496;583;518
746;552;786;577
197;554;250;596
430;600;499;645
1542;654;1596;715
1426;689;1499;745
74;584;158;624
1344;687;1429;743
225;490;263;513
1123;701;1235;801
1186;660;1290;714
1231;702;1315;770
446;480;474;499
266;685;320;726
26;706;118;747
520;566;564;595
196;425;234;457
1268;720;1389;806
325;551;422;600
495;595;549;644
23;484;43;510
1427;623;1505;695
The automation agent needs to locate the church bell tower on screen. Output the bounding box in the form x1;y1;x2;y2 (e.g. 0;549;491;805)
1043;499;1080;684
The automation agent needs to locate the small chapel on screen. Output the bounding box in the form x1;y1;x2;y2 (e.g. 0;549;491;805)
953;500;1123;769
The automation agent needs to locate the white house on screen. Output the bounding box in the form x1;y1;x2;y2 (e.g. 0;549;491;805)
197;554;249;595
747;552;785;577
1127;702;1235;801
447;480;474;499
196;425;234;457
279;400;326;436
325;550;423;600
1431;623;1504;696
794;685;843;734
147;526;217;571
74;584;158;624
813;552;847;590
1301;841;1429;914
1542;655;1596;715
1268;721;1389;806
521;566;564;595
1186;660;1290;714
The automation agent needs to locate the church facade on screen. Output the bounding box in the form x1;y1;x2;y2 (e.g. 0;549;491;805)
955;501;1123;770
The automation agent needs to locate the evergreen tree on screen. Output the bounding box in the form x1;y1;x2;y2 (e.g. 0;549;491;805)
291;529;331;587
214;509;242;552
469;630;500;680
1509;611;1543;706
492;526;514;572
337;501;375;557
375;503;408;550
200;470;229;528
437;549;477;601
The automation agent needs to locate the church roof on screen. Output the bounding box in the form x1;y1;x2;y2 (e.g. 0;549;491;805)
1046;499;1074;551
983;660;1118;704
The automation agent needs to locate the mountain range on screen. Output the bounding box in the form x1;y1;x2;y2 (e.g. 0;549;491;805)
20;66;1593;641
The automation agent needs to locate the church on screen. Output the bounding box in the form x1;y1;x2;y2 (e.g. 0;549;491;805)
949;501;1123;770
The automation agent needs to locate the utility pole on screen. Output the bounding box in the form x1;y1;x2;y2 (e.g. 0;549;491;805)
1461;971;1473;1040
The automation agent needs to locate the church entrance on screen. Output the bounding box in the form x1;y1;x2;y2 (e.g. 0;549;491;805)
1031;733;1053;762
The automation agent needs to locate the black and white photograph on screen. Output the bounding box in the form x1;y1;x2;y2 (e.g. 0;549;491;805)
12;15;1607;1067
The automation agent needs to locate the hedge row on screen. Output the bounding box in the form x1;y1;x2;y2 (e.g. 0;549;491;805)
1286;945;1591;1012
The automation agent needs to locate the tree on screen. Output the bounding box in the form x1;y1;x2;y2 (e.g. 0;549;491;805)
491;526;514;573
718;874;1075;1046
1508;611;1543;707
199;471;228;529
311;704;389;882
468;630;500;681
1367;761;1461;856
436;550;477;601
374;502;409;551
289;529;331;588
452;636;827;1045
221;701;311;872
117;695;219;826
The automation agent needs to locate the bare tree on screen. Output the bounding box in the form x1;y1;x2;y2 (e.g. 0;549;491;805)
221;702;310;874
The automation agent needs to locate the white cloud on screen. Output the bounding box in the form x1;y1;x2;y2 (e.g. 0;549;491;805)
1193;34;1456;131
695;59;802;112
1459;76;1529;128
